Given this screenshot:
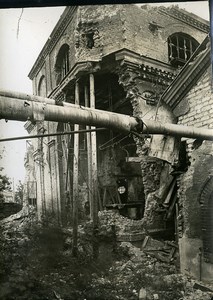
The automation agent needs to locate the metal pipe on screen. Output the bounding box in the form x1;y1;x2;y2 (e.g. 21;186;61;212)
142;120;213;141
0;94;213;140
0;128;107;143
0;89;56;105
0;95;138;132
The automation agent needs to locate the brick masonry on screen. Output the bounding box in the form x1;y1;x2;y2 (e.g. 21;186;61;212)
177;66;213;237
176;66;213;282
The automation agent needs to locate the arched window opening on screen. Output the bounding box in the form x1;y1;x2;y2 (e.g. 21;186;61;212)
55;44;70;85
168;33;199;68
38;75;46;97
199;176;213;263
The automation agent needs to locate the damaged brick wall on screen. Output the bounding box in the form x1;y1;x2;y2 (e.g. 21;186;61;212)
33;5;125;93
121;4;207;64
75;5;124;60
31;4;208;97
177;67;213;239
115;56;171;229
117;65;175;230
27;4;209;228
176;66;213;282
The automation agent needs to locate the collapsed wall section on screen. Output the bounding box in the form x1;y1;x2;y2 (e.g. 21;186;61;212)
117;62;177;234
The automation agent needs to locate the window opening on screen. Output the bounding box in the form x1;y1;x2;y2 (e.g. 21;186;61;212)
55;44;70;85
168;33;199;67
38;75;46;97
27;181;37;207
86;32;94;49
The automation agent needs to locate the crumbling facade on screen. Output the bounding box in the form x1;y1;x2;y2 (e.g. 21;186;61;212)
25;4;211;282
161;36;213;282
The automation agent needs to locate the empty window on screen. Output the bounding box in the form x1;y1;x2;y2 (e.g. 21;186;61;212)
85;32;94;49
55;44;70;85
168;33;199;67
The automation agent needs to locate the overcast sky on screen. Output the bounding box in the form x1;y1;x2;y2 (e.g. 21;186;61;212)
0;2;210;186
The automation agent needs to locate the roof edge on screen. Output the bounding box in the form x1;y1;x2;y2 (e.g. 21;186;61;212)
28;6;77;79
159;5;209;33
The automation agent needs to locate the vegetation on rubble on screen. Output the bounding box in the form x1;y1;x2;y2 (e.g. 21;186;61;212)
0;172;12;202
0;210;212;300
0;153;23;204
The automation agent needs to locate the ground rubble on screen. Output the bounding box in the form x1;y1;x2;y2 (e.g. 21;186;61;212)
0;209;212;300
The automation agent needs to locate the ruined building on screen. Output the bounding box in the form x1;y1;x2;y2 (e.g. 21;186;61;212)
24;4;212;282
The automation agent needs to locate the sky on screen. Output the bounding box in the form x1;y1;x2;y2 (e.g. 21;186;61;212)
0;1;210;187
0;6;66;186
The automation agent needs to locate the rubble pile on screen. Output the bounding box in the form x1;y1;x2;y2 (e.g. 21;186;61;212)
98;210;145;239
0;207;48;300
0;209;212;300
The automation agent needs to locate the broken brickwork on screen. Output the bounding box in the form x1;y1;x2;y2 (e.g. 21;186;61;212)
174;66;213;282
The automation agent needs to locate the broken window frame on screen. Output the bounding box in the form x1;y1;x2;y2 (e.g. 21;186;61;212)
168;33;199;67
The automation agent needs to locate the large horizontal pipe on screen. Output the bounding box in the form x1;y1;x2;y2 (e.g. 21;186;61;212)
142;120;213;141
0;93;213;141
0;89;138;127
0;89;56;105
0;89;116;113
0;95;138;132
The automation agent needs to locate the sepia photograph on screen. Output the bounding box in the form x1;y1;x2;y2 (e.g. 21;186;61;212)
0;1;212;299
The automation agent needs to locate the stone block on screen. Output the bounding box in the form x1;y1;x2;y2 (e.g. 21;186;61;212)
139;288;147;300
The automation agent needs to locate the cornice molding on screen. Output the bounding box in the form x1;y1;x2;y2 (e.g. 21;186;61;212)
115;49;176;86
28;6;77;80
115;49;176;74
159;6;209;33
49;61;101;99
50;49;176;100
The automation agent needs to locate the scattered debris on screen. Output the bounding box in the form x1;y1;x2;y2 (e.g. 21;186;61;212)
142;235;178;263
0;209;212;300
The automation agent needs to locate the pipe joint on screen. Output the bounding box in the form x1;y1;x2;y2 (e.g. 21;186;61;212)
32;102;46;123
